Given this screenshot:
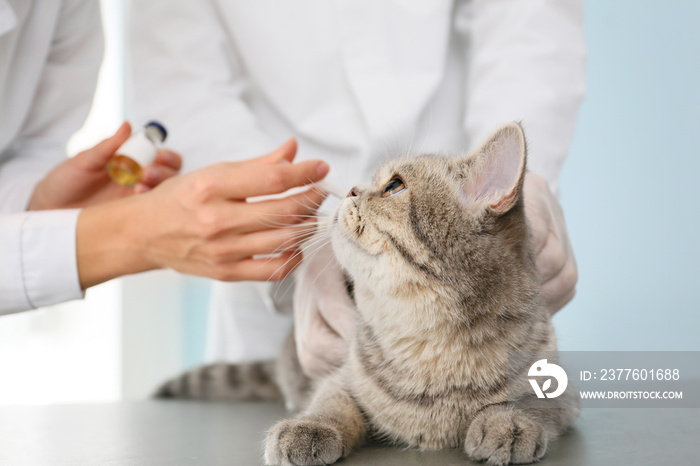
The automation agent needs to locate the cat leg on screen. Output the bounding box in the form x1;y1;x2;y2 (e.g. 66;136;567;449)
464;393;579;466
464;403;546;465
276;331;313;412
264;377;366;466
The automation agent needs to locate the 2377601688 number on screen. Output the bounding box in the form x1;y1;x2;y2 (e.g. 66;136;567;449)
599;369;680;381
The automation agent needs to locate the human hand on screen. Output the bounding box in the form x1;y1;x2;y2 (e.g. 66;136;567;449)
523;172;578;314
293;240;356;379
28;122;182;210
76;139;329;288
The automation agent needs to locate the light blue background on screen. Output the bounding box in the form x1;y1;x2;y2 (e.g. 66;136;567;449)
554;1;700;350
182;1;700;364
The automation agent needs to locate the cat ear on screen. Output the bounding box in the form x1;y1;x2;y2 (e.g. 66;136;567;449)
459;123;527;214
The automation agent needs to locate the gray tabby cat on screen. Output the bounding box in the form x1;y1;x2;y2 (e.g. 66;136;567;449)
156;123;579;465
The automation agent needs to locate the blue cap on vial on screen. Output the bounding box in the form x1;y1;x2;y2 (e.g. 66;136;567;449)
145;121;167;142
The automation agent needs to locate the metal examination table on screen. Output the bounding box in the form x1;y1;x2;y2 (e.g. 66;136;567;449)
0;401;696;465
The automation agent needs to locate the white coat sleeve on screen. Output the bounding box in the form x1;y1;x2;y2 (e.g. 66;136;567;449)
0;0;101;314
456;0;587;193
0;209;83;315
0;0;102;213
128;0;275;173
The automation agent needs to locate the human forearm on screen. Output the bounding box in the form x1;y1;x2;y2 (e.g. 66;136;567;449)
76;196;155;289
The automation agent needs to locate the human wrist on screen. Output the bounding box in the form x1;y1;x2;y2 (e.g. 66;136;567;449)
76;196;157;289
26;182;51;211
26;192;42;211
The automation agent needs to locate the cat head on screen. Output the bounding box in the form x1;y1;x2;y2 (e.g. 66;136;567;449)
330;123;535;322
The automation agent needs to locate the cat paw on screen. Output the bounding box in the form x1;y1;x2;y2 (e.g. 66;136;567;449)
264;418;345;466
465;408;547;465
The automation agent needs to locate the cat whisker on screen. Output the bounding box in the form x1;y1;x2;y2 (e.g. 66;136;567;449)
265;232;332;283
256;212;324;219
253;216;322;229
257;219;321;230
270;230;324;256
267;229;333;303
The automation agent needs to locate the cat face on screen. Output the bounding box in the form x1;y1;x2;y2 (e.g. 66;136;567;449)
330;123;528;304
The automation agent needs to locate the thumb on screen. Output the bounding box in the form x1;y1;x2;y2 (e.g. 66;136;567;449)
74;122;132;170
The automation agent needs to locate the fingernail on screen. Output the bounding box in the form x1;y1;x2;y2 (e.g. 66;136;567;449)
142;166;161;183
275;139;297;163
317;162;330;178
159;150;177;165
118;121;131;135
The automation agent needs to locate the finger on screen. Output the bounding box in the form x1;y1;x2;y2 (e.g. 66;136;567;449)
541;261;578;313
530;221;549;255
214;250;303;282
235;139;298;167
546;287;576;316
535;229;567;283
310;316;348;363
302;321;347;378
212;159;329;199
133;184;151;195
523;175;553;254
317;265;357;341
225;220;317;259
153;149;183;172
75;121;132;170
526;204;550;254
543;280;577;315
140;165;179;187
321;295;356;341
229;187;327;234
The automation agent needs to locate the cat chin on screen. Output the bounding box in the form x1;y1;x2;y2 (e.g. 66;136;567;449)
331;226;394;288
331;227;369;270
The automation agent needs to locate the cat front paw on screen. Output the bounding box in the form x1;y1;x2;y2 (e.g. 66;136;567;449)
465;407;547;465
264;418;345;466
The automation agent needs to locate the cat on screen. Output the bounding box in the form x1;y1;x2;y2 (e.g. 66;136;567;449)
155;123;579;465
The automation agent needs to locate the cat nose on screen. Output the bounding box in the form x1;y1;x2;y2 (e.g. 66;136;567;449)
347;187;358;198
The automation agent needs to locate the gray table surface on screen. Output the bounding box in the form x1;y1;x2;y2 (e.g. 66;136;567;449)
0;401;697;465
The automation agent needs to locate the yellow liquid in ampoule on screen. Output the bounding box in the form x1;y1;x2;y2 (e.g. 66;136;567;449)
106;155;144;187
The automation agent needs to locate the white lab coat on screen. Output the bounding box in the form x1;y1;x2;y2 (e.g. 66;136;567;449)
0;0;102;314
129;0;586;362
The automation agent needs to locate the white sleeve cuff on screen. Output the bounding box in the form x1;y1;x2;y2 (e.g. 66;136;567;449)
0;209;84;315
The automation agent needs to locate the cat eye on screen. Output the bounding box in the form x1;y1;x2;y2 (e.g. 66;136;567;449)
381;177;406;198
